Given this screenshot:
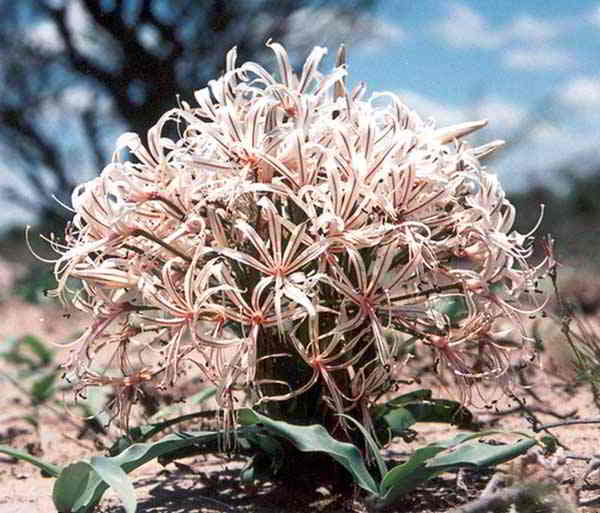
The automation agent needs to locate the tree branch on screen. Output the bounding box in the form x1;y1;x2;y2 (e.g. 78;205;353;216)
41;4;116;90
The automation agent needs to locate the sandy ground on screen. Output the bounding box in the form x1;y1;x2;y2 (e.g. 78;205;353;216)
1;257;600;513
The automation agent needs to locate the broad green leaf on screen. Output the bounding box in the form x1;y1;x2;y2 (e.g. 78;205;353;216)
109;410;220;455
238;409;378;496
108;431;222;472
89;456;136;513
384;400;472;430
240;435;284;483
377;432;535;507
378;445;448;503
426;438;536;470
372;393;473;445
338;413;387;480
53;430;224;513
109;387;219;455
426;430;536;450
53;462;105;513
382;389;433;406
0;444;61;477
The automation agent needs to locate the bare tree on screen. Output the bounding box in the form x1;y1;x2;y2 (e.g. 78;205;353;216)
0;0;378;228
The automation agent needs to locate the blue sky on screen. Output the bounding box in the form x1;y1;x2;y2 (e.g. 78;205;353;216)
340;0;600;191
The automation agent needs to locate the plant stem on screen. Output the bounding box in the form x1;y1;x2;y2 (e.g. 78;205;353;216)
533;418;600;432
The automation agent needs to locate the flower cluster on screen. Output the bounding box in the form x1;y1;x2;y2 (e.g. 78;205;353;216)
43;42;550;429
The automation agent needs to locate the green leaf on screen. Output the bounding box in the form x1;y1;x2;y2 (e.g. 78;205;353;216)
378;445;448;504
376;432;535;507
52;430;224;513
53;462;105;513
240;433;285;483
31;371;57;404
338;413;387;480
372;390;473;445
371;389;432;420
21;335;54;366
433;295;469;323
0;444;61;477
89;456;136;513
109;387;219;455
1;335;54;371
238;409;378;496
384;400;472;430
426;438;536;470
385;389;433;405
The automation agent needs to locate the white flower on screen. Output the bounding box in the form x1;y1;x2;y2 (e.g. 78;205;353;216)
47;41;551;429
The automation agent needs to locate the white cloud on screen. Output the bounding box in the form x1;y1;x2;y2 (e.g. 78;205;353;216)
356;18;405;54
430;3;504;49
285;7;404;54
395;90;464;126
529;122;562;143
474;97;526;133
559;76;600;109
503;47;573;71
431;3;564;50
508;14;562;43
590;4;600;26
394;91;526;139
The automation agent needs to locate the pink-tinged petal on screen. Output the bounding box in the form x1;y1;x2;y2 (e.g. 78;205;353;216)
367;241;398;296
365;139;400;182
193;88;217;118
369;312;390;364
361;117;375;164
226;46;238;73
321;274;365;311
49;40;551;426
233;219;273;268
340;174;362;221
293;133;307;186
257;197;283;264
281;222;309;266
282;283;315;317
246;97;273;148
224;105;243;143
286;239;330;273
333;154;354;181
313;67;347;98
333;128;353;165
346;248;369;294
391;162;415;212
207;207;229;248
297;46;328;93
193;122;236;159
217;247;271;275
433;120;487;144
266;40;293;88
254;151;299;189
188;156;233;172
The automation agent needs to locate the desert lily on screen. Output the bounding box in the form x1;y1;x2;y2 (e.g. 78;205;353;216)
42;41;551;441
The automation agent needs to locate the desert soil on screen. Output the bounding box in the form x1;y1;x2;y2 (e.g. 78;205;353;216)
1;256;600;513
